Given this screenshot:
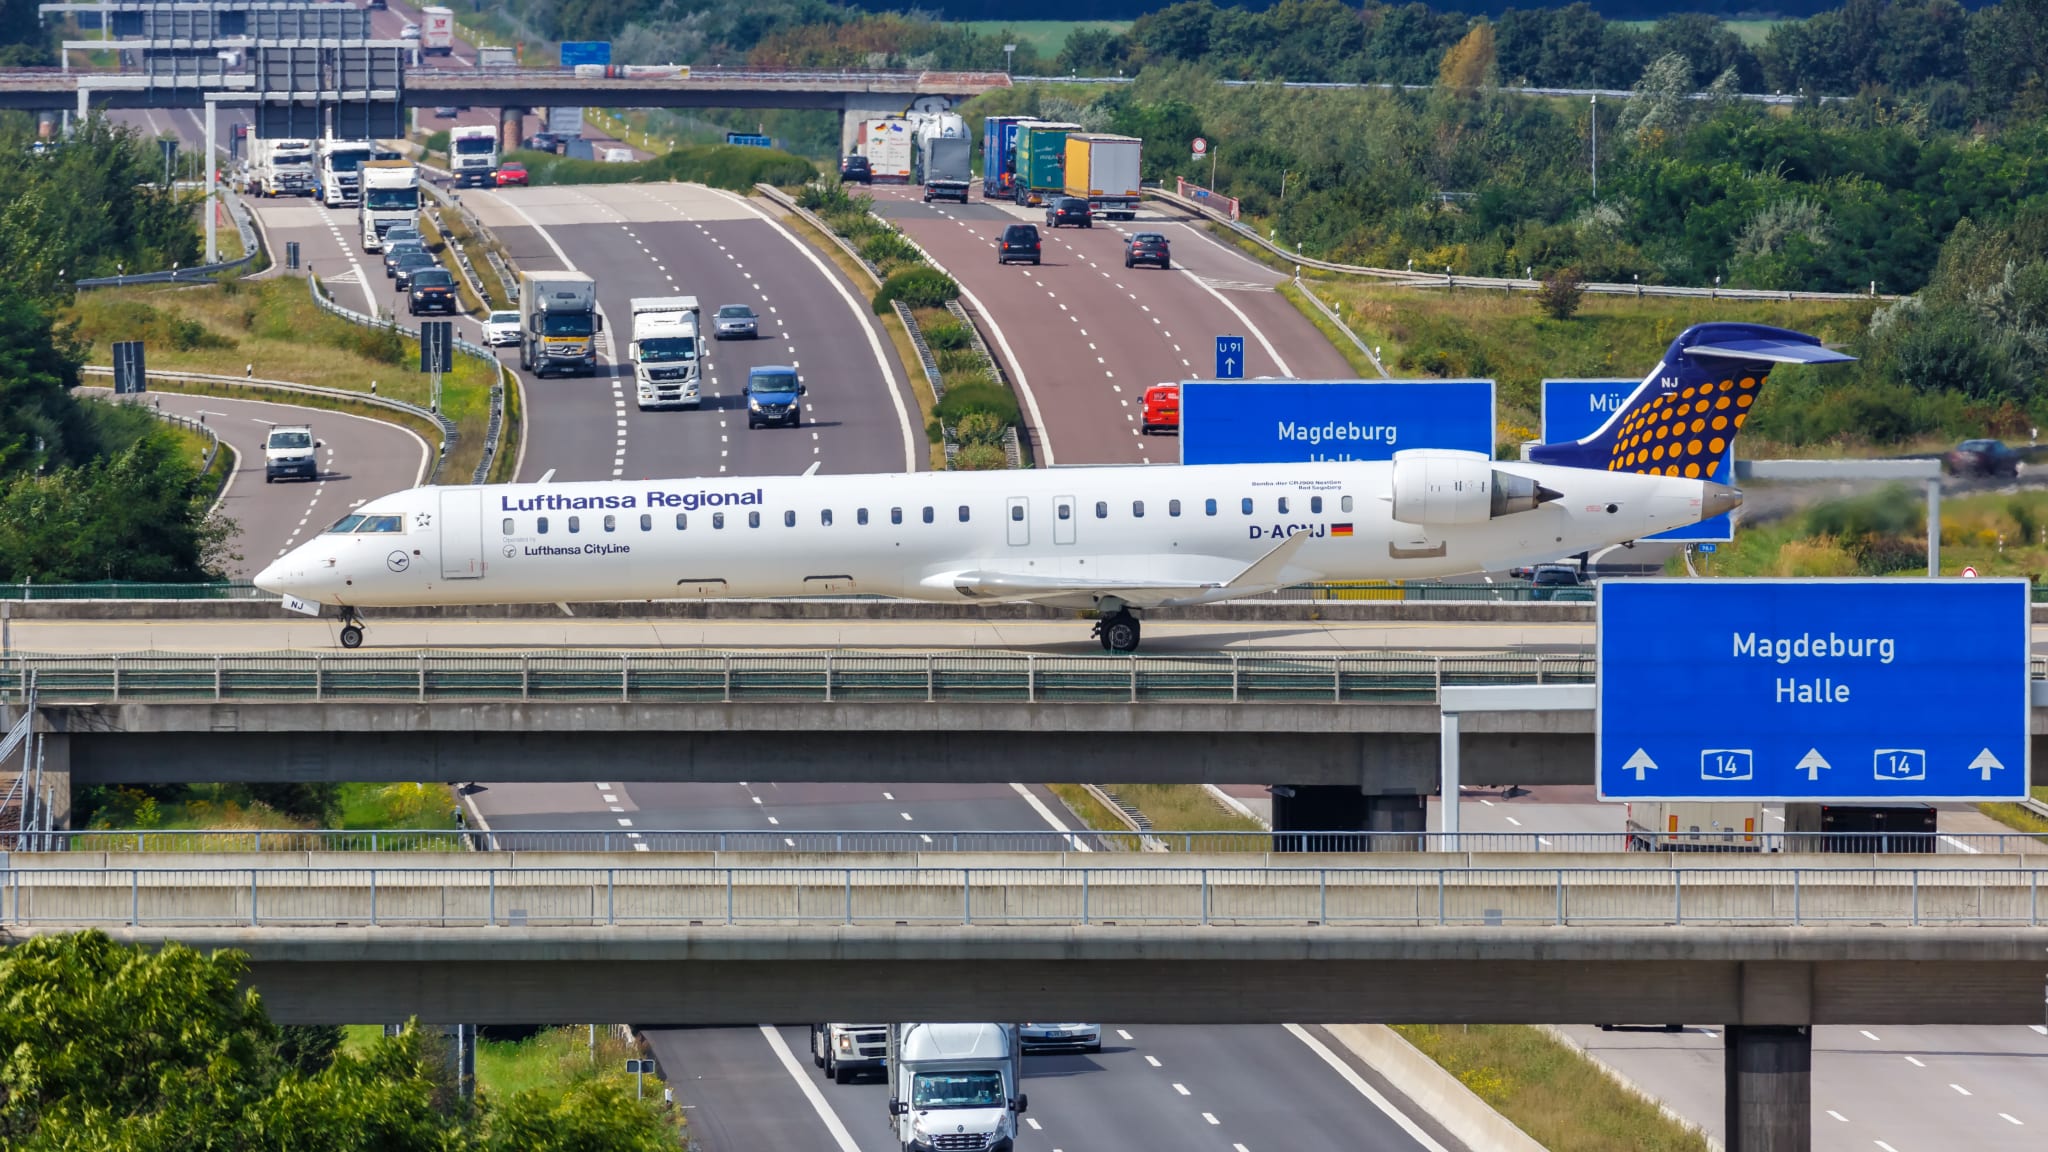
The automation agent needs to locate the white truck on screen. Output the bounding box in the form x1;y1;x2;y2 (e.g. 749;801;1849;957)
418;5;455;56
245;136;316;198
263;424;320;483
861;117;914;183
886;1023;1025;1152
1624;802;1765;852
358;160;420;251
912;112;970;203
314;138;376;207
811;1023;888;1084
628;295;700;409
447;124;499;188
520;270;602;376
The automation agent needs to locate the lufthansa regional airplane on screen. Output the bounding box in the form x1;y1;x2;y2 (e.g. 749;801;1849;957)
255;323;1850;651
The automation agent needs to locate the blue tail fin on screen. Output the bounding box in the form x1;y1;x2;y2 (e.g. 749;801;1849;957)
1528;323;1854;478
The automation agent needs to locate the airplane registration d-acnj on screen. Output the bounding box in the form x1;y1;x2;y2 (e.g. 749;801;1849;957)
255;323;1851;651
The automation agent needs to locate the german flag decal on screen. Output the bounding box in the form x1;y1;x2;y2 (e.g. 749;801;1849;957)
1330;523;1354;537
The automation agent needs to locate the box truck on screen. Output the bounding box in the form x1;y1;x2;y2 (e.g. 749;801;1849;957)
913;113;971;203
1624;802;1765;852
981;115;1037;200
1063;132;1142;220
418;5;455;56
1784;803;1937;853
886;1023;1025;1152
519;271;602;377
357;159;419;250
1012;121;1079;206
447;124;498;188
628;295;700;409
861;117;914;183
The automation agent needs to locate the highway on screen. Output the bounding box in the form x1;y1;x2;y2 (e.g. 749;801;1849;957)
870;187;1353;466
79;389;428;578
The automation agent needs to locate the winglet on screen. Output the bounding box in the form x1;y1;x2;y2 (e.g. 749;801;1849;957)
1219;529;1316;591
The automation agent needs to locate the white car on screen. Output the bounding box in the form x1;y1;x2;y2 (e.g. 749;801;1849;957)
1019;1023;1102;1052
400;22;421;39
483;310;520;347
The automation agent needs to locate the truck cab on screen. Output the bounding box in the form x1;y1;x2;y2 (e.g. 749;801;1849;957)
447;125;499;188
264;425;320;483
811;1023;887;1083
887;1023;1024;1152
519;272;602;377
745;366;804;428
629;295;701;409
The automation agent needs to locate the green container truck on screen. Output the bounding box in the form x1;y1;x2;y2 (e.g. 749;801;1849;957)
1011;121;1080;206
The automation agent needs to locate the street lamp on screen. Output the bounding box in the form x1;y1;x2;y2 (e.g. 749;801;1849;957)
1003;43;1015;76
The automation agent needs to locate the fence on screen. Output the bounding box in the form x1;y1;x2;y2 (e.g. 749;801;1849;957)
0;649;1597;705
24;828;2042;856
5;864;2044;928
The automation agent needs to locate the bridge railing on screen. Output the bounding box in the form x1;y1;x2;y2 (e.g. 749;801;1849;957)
21;828;2043;855
0;649;1594;705
5;865;2043;927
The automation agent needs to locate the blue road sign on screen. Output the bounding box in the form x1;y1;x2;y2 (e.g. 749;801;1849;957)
1214;336;1245;379
1697;543;1717;553
1180;380;1495;464
1598;579;2031;801
1542;379;1733;542
559;41;611;68
725;133;773;149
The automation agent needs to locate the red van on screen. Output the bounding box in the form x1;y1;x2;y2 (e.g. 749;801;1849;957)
1141;384;1179;435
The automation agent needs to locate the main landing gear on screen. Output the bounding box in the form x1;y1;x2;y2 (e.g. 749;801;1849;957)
1093;608;1141;653
337;607;367;649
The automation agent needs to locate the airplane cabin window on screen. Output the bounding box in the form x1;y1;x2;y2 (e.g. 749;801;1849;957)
357;515;402;533
567;516;580;534
639;514;651;531
1341;495;1353;512
501;517;513;534
713;512;725;529
603;514;616;532
748;511;761;528
1010;505;1024;522
958;505;970;522
1311;496;1323;514
822;510;834;526
676;513;688;530
1132;500;1144;518
1240;498;1253;515
1169;500;1181;517
1278;497;1290;515
1058;504;1071;520
784;510;796;527
1094;501;1108;519
891;507;903;525
537;517;549;535
1205;499;1217;516
857;508;869;525
922;506;934;524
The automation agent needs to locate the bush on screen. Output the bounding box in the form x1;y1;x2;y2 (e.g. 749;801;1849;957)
923;320;971;351
858;229;920;272
1535;268;1585;320
507;143;816;192
954;411;1008;445
936;376;1022;427
873;265;959;314
951;442;1009;470
937;347;985;375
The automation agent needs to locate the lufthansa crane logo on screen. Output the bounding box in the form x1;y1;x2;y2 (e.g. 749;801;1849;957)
502;544;517;558
386;550;410;573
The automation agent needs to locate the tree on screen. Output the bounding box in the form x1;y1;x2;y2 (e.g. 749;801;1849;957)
1438;21;1495;89
1535;268;1585;320
481;1081;674;1152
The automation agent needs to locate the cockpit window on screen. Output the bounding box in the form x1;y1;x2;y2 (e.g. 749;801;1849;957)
356;514;404;533
325;514;365;533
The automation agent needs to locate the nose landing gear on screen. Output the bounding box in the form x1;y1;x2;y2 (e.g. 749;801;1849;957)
337;607;366;649
1093;608;1141;653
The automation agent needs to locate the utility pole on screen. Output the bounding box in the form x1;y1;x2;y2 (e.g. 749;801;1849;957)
1590;94;1598;199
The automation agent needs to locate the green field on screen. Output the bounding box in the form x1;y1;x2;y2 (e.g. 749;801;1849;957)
1614;17;1785;45
960;20;1130;61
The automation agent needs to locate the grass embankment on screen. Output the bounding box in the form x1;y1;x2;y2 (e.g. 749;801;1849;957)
1394;1025;1711;1152
959;19;1129;58
588;110;677;157
1277;280;1380;378
1677;484;2048;578
1977;802;2048;834
66;278;498;483
1045;784;1264;845
81;782;460;836
506;143;814;190
418;212;489;316
476;1027;670;1108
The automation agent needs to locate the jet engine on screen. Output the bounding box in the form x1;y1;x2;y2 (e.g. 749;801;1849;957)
1390;449;1560;525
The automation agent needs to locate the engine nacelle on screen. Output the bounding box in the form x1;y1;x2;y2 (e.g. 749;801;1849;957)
1390;450;1558;525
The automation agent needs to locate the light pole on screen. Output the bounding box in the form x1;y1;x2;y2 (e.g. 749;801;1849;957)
1589;94;1598;199
1003;43;1015;76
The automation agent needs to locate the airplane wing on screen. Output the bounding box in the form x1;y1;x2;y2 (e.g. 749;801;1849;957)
941;530;1316;608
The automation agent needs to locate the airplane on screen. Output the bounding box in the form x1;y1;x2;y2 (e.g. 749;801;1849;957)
255;322;1852;651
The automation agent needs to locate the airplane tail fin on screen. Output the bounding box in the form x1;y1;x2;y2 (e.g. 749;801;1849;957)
1527;323;1854;478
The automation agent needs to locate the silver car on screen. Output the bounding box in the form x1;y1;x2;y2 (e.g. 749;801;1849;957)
484;310;521;347
713;303;758;340
1019;1023;1102;1052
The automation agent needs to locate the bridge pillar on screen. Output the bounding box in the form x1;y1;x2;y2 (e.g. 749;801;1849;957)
499;106;525;154
31;732;72;832
1270;785;1423;851
1724;1025;1810;1151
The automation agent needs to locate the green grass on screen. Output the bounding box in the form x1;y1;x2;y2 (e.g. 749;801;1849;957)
1976;802;2048;835
1672;485;2048;578
1394;1025;1712;1152
81;783;462;837
340;1025;383;1058
958;20;1129;61
1614;18;1786;46
1108;785;1265;835
65;278;499;484
1047;784;1128;835
475;1027;672;1112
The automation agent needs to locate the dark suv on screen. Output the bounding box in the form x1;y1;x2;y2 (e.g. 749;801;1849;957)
839;155;872;184
1126;231;1170;269
407;268;457;315
997;224;1041;266
1944;438;2022;477
1045;196;1092;229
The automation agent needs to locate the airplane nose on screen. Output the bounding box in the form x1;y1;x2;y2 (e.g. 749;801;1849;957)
253;557;296;594
1702;482;1743;520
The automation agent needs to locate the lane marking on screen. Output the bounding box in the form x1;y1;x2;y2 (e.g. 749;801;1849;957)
1904;1056;1926;1067
1008;783;1090;852
1283;1024;1451;1152
1025;1118;1042;1131
757;1026;862;1152
1950;1083;1971;1096
1144;1055;1161;1067
2001;1114;2023;1125
1202;1113;1219;1125
1172;1083;1189;1096
1117;1029;1133;1040
1828;1111;1849;1122
1860;1030;1880;1041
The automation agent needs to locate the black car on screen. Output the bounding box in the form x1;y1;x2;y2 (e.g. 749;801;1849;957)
382;238;425;277
1126;231;1171;269
392;249;437;291
1944;438;2022;477
407;268;457;315
839;154;872;184
1045;196;1092;229
997;224;1041;266
523;132;561;154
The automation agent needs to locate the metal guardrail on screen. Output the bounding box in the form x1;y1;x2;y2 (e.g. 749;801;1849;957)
125;401;232;514
1289;274;1388;378
1015;74;1834;106
0;650;1596;705
6;864;2044;927
76;187;262;287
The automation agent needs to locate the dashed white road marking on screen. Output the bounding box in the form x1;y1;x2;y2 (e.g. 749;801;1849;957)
1827;1111;1849;1122
1904;1056;1926;1067
1144;1055;1161;1067
1171;1083;1190;1096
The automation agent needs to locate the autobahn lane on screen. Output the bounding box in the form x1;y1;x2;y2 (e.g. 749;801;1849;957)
461;182;917;484
871;187;1351;465
79;389;427;577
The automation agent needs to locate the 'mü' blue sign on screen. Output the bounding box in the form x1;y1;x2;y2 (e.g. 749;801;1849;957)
1542;379;1732;542
1598;579;2031;801
1214;336;1245;379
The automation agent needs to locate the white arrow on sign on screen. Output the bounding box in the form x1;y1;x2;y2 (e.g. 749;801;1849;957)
1968;748;2005;780
1622;748;1658;781
1795;748;1831;782
1223;357;1237;373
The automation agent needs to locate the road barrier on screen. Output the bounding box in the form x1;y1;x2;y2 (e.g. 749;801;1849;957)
6;863;2044;928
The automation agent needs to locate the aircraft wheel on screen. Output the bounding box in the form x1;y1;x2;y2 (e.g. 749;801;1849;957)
1096;612;1140;653
339;625;364;649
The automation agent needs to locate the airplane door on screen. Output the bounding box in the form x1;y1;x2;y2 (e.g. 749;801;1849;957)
439;487;484;578
1006;496;1030;546
1053;495;1076;545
